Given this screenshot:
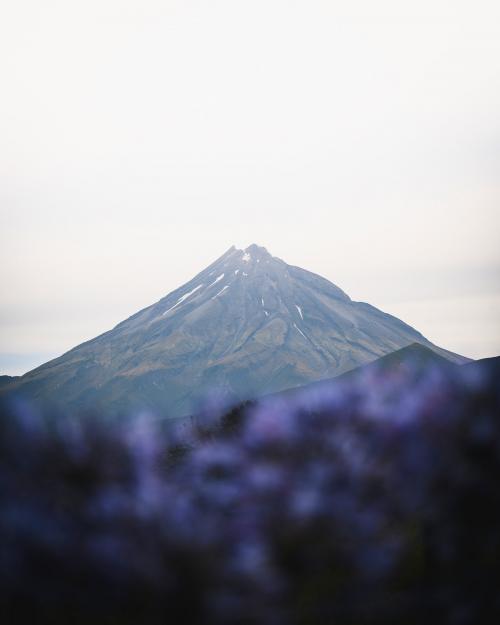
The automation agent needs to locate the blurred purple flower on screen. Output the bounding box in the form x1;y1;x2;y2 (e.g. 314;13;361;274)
1;358;499;625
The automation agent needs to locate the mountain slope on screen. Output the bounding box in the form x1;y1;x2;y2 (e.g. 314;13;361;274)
3;244;468;418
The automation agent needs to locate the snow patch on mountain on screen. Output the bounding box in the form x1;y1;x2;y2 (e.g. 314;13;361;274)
208;273;225;288
163;284;204;315
294;323;307;340
212;285;230;299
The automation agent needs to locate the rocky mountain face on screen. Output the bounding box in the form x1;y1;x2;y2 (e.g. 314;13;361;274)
3;244;468;418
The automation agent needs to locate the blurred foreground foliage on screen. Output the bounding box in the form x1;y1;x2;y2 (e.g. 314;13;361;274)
1;360;500;625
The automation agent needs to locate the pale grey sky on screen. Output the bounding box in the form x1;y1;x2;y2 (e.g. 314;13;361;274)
1;0;499;375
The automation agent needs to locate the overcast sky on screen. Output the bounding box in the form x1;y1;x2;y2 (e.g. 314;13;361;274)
1;0;499;375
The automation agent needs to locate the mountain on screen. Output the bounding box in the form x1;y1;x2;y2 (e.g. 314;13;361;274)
2;244;468;418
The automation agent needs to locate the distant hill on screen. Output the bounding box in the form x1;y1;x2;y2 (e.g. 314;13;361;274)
1;245;468;419
339;341;455;378
243;342;459;407
0;376;18;391
462;355;500;377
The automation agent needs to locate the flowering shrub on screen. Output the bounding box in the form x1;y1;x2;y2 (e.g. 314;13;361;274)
1;360;499;625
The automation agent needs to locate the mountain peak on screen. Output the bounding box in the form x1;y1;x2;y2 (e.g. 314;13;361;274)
230;244;274;264
211;244;281;276
243;243;271;255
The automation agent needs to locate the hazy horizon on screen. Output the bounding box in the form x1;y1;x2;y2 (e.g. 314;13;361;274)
1;1;500;375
